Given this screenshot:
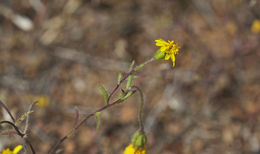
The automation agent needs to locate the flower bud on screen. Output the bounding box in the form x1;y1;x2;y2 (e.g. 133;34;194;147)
131;131;147;149
153;49;165;60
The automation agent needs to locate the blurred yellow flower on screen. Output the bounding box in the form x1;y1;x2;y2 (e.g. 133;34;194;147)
124;144;147;154
251;19;260;34
35;96;50;108
26;94;50;108
155;39;180;67
1;145;22;154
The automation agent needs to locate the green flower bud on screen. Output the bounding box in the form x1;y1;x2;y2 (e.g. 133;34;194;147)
131;131;147;149
153;49;165;60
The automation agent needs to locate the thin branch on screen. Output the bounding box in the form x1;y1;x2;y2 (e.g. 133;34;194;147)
107;57;154;103
24;138;36;154
23;140;29;154
0;129;17;135
73;106;80;127
107;70;135;103
0;121;25;137
48;98;123;154
0;100;15;122
24;101;37;134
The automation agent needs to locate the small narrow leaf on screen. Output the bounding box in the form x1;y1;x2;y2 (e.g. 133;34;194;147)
121;91;135;101
117;72;122;85
120;89;126;100
129;60;135;72
95;112;101;130
126;75;134;90
98;85;108;105
135;64;144;71
15;111;34;125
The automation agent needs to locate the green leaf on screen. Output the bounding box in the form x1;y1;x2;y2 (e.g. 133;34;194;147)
117;72;122;85
121;91;135;101
98;85;108;105
126;75;133;90
95;112;101;130
120;89;126;99
135;64;144;71
129;60;135;72
15;111;34;126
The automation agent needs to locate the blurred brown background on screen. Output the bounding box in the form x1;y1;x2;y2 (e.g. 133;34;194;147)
0;0;260;153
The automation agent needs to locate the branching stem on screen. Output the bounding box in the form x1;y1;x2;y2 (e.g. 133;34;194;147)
48;58;154;154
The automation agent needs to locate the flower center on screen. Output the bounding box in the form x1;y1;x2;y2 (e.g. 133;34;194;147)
166;42;178;55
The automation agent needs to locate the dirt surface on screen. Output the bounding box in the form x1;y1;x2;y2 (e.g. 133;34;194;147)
0;0;260;153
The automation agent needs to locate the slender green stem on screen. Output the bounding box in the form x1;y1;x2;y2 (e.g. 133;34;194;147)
132;86;145;132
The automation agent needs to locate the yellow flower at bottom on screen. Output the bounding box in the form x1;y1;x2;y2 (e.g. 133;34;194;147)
1;149;12;154
1;145;23;154
154;39;180;67
124;144;147;154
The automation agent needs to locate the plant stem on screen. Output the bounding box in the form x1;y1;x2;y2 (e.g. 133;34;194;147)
48;99;122;154
132;86;145;132
48;57;154;154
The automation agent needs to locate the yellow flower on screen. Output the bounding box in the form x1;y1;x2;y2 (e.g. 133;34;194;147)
1;145;23;154
154;39;180;67
124;131;147;154
26;94;50;108
35;96;50;108
124;144;147;154
251;19;260;34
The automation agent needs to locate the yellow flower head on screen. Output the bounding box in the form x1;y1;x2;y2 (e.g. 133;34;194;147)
251;19;260;34
26;94;50;108
35;95;50;108
154;39;180;67
1;145;22;154
124;144;147;154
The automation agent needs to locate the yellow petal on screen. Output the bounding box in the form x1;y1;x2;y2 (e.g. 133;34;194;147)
155;39;166;43
168;40;174;44
155;43;162;46
155;39;168;46
165;54;171;60
124;144;147;154
171;55;176;67
1;148;12;154
124;144;135;154
13;145;22;154
160;46;167;52
171;55;175;61
155;42;166;46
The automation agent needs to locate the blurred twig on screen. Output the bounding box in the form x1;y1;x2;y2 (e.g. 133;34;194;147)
29;0;44;12
0;4;33;31
23;101;38;134
0;100;15;122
